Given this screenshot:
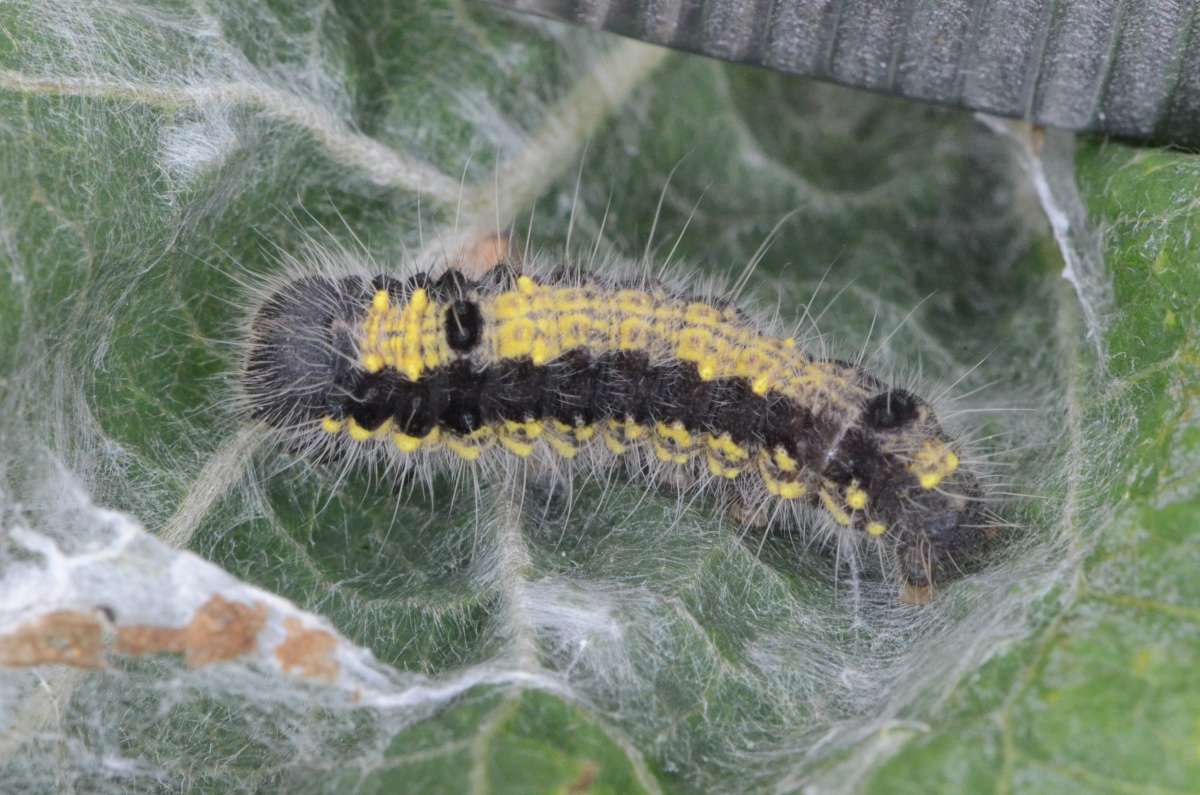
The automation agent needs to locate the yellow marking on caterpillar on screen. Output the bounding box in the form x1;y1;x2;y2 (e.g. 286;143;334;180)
778;481;804;499
818;488;852;526
910;440;959;490
678;302;732;382
420;301;444;369
757;451;806;499
684;302;723;325
706;454;742;479
602;418;645;454
773;447;799;473
363;352;385;374
846;484;868;511
545;433;578;459
531;338;551;366
497;419;541;457
551;286;591;312
393;433;422;452
762;476;805;500
559;313;591;349
494;290;530;319
706;433;748;461
654;422;694;464
393;427;439;452
498;317;535;358
789;362;828;390
321;417;344;434
616;289;653;313
528;280;561;365
619;316;650;350
653;440;690;465
504;419;543;438
346;417;373;442
656;421;692;448
866;521;887;537
497;434;535;457
676;326;714;374
400;288;428;380
360;286;432;379
445;427;493;461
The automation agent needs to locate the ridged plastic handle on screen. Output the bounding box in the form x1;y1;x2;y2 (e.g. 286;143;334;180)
491;0;1200;148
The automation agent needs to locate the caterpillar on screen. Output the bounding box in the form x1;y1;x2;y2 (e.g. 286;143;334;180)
241;251;995;602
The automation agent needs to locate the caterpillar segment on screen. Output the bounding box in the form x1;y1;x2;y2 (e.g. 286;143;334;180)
244;266;991;595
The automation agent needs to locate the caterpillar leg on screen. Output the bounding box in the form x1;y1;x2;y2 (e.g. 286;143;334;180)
725;495;771;531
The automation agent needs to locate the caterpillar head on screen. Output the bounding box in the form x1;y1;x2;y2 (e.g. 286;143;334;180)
856;388;997;602
242;276;365;429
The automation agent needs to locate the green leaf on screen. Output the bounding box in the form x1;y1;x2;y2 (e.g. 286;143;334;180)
0;2;1193;793
863;143;1200;795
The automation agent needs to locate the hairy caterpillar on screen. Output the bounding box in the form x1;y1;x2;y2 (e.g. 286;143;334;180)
241;250;996;602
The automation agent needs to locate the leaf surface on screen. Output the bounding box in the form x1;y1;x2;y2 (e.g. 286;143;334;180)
0;3;1193;793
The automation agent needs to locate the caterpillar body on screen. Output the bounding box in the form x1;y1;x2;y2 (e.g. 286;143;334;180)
242;253;993;600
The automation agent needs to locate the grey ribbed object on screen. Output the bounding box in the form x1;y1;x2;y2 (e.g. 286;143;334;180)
490;0;1200;147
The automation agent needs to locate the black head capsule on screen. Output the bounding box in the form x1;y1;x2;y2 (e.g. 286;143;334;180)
822;385;998;599
243;277;366;428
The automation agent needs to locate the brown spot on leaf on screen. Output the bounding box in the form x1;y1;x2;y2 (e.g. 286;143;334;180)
275;617;338;681
456;233;512;279
116;594;266;667
0;610;105;669
568;760;598;794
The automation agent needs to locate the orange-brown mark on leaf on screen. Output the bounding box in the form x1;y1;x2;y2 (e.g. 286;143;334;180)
456;232;512;279
568;760;599;795
275;617;339;682
116;594;267;667
0;610;105;669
